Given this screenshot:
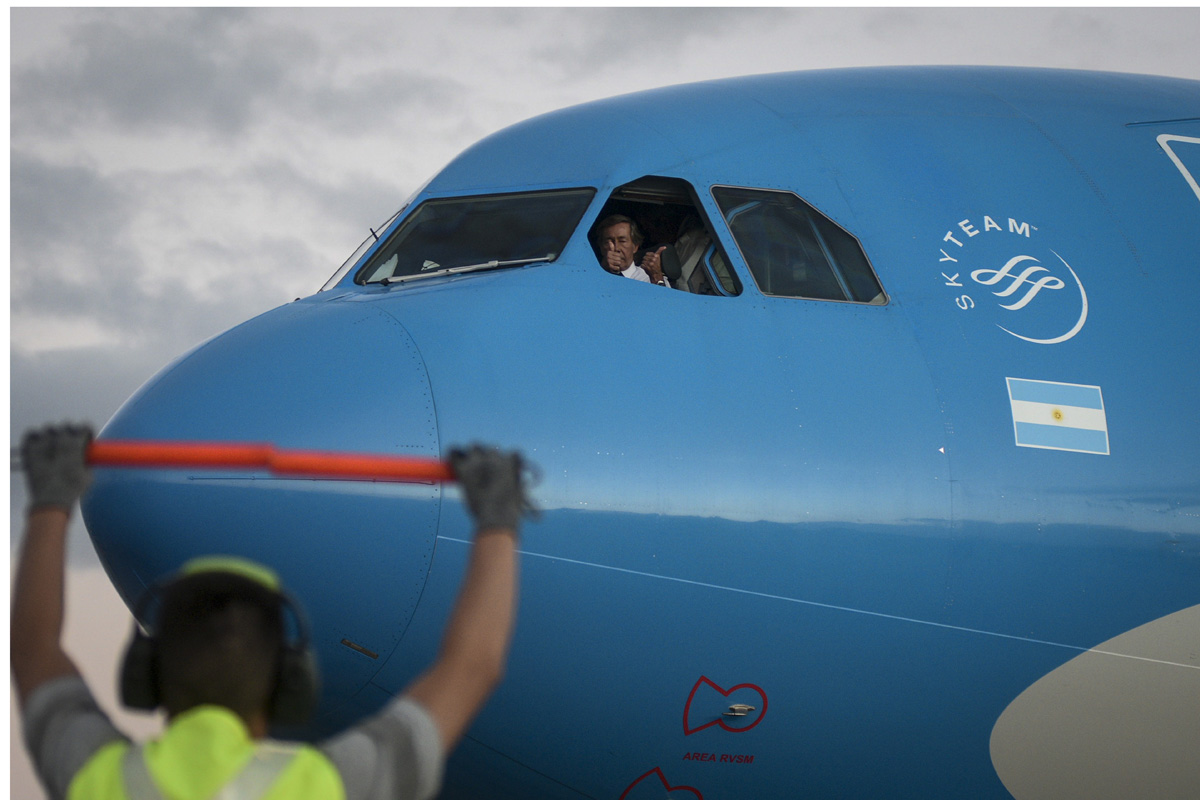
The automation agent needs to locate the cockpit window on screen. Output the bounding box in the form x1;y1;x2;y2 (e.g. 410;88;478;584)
591;176;741;296
355;188;595;285
712;186;886;304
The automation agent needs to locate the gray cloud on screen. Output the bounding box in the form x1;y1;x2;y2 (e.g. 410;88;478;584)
10;142;413;364
12;8;313;138
525;8;782;80
12;7;476;149
10;153;148;349
10;153;138;283
11;154;245;333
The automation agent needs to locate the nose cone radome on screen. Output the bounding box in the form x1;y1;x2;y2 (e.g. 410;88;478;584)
81;298;441;730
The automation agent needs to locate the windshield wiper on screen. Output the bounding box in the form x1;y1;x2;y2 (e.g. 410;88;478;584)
379;255;555;286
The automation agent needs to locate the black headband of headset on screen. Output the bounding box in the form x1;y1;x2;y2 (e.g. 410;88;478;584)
120;555;318;726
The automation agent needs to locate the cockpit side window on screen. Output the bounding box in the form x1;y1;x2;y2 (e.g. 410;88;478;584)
354;188;595;285
712;186;886;304
591;176;741;296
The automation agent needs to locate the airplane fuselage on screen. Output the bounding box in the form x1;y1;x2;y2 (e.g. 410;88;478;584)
83;67;1200;799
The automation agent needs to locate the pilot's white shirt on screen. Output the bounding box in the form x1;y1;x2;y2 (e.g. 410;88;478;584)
620;262;667;286
620;262;652;282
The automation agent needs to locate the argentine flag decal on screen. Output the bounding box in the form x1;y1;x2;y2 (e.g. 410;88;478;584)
1007;378;1109;455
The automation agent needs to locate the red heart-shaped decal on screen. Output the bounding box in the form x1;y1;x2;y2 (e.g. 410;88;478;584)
683;675;768;735
619;767;703;800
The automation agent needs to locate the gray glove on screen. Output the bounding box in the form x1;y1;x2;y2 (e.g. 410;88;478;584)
21;423;94;512
449;444;536;533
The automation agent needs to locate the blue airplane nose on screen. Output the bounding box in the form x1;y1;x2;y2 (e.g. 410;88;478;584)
81;298;442;729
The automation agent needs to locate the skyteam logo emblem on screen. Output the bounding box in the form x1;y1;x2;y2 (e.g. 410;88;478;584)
938;216;1088;344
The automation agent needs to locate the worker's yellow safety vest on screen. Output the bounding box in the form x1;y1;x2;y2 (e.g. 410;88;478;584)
67;706;345;800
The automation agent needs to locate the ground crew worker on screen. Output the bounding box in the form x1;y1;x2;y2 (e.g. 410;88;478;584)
12;423;534;800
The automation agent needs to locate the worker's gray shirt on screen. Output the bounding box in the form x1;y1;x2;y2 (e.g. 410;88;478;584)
22;676;444;800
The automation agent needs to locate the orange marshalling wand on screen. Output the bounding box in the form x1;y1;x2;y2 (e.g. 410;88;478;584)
86;440;456;484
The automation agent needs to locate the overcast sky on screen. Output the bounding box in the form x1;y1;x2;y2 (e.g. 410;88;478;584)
8;7;1200;797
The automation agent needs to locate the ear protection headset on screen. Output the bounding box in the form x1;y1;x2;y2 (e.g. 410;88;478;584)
119;556;319;727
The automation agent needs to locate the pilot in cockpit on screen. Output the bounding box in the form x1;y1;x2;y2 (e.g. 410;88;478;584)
594;214;671;288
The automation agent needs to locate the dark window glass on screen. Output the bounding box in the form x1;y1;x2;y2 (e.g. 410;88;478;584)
356;189;595;285
711;187;885;303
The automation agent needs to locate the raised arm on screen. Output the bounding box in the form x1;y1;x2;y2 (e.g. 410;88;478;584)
403;445;533;752
11;425;94;706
